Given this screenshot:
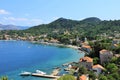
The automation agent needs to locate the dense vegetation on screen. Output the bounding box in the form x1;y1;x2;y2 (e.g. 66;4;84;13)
0;17;120;44
58;74;76;80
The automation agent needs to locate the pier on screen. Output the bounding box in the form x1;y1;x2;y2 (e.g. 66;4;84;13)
20;68;61;79
31;73;60;79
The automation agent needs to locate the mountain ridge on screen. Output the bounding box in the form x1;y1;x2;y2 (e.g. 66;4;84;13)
0;24;29;30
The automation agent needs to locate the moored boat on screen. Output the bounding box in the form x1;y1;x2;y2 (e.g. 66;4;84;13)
20;71;31;76
36;70;46;75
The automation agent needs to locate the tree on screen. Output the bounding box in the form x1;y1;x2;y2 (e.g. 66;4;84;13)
88;71;96;80
107;75;114;80
110;57;118;63
106;63;118;73
93;57;99;64
0;76;8;80
58;74;75;80
99;75;107;80
110;72;120;80
78;66;88;75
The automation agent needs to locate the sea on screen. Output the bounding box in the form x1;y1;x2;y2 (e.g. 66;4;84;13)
0;40;84;80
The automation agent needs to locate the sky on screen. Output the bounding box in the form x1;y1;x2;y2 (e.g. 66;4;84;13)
0;0;120;26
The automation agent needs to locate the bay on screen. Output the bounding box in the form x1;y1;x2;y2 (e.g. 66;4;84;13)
0;41;84;80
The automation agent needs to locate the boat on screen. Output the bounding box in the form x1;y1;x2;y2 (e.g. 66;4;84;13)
20;71;31;76
36;70;46;75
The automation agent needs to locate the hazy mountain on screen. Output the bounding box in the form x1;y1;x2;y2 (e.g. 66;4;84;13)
0;24;29;30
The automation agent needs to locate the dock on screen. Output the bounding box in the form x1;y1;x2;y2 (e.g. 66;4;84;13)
31;73;60;79
20;68;61;79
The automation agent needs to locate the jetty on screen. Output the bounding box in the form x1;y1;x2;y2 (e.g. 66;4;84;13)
20;68;61;79
31;73;60;79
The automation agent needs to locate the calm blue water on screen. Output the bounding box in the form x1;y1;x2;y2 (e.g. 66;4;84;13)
0;41;84;80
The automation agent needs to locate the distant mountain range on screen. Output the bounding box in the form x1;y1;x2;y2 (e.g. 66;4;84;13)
0;24;29;30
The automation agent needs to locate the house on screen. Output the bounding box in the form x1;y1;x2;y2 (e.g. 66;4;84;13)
112;39;120;44
112;39;119;49
92;64;105;75
79;74;89;80
99;49;113;64
79;57;93;70
81;45;92;53
49;39;59;43
114;54;120;58
111;43;118;49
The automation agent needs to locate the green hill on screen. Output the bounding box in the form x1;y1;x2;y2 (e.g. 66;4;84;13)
0;17;120;42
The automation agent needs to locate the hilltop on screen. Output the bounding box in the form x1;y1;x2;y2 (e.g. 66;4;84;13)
0;17;120;43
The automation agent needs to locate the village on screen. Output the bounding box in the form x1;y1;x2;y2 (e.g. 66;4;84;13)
16;34;120;80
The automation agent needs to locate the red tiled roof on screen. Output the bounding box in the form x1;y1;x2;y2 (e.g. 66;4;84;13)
80;56;93;62
79;75;87;80
100;49;109;54
92;64;105;70
82;45;91;49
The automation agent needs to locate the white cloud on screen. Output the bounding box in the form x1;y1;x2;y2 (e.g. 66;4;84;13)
3;17;28;21
0;9;10;14
1;16;44;26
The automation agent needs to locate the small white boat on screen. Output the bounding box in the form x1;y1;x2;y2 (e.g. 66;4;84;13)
20;71;31;76
36;70;46;75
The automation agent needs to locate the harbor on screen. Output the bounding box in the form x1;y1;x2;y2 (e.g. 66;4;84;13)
20;68;61;79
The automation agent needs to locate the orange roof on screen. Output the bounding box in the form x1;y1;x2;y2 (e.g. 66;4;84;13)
82;45;91;49
92;64;105;70
100;49;109;54
114;44;118;47
79;75;87;80
80;56;93;62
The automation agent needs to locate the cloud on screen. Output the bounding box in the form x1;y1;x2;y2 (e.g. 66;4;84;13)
1;16;44;26
0;9;10;14
3;17;28;21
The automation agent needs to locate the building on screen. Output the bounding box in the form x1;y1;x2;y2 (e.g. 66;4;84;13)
81;45;92;53
99;49;113;64
79;57;93;70
79;74;89;80
92;64;105;75
112;39;120;49
112;39;120;44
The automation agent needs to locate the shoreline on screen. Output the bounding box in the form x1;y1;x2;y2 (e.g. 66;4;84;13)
0;39;81;49
0;40;85;80
31;41;81;50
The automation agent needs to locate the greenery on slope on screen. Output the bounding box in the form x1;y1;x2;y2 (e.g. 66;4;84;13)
0;17;120;43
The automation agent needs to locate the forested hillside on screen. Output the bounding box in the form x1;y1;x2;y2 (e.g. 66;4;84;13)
0;17;120;42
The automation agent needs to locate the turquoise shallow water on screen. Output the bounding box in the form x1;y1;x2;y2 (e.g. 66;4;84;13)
0;41;84;80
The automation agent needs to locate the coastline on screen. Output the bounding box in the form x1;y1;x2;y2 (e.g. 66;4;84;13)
0;40;85;80
31;41;81;50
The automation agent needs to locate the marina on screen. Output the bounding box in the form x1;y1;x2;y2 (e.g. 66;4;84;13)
20;68;61;79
